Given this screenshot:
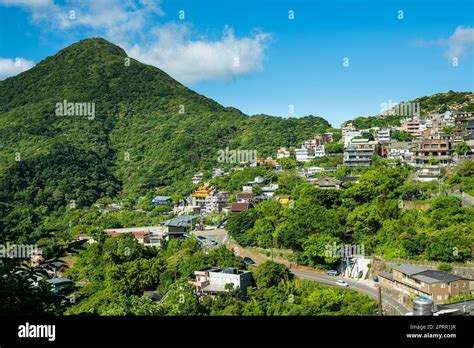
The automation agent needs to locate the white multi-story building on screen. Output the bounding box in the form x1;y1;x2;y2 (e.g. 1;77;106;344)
192;267;253;295
419;119;433;133
387;142;415;163
261;184;279;198
414;166;442;182
295;146;315;162
212;168;225;179
313;145;325;157
204;192;230;214
304;166;325;176
343;138;380;167
439;112;455;128
343;130;362;147
241;176;265;193
375;128;391;143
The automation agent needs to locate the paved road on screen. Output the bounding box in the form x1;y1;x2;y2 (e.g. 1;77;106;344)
193;228;409;315
192;228;228;248
290;269;409;315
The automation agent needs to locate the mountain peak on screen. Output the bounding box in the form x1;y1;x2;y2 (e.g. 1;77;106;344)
0;35;230;118
43;37;127;66
66;37;127;56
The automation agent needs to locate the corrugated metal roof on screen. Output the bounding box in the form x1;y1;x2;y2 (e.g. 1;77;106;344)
48;278;72;284
394;264;428;276
414;270;463;283
378;271;393;281
315;177;342;186
163;215;197;227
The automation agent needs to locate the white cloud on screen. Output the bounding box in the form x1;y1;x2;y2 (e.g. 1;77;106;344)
0;0;163;35
0;0;54;7
0;57;35;80
128;24;271;83
0;0;272;83
62;0;164;42
0;0;67;27
415;26;474;61
443;26;474;60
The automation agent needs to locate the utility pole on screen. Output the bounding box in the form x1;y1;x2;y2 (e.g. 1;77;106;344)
378;286;383;316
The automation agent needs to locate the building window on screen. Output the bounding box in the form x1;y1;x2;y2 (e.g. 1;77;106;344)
441;283;446;289
437;295;442;301
455;283;458;289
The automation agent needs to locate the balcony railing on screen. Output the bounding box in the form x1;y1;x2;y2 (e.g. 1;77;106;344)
413;155;452;160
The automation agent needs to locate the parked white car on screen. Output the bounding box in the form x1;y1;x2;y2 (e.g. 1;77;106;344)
336;280;349;287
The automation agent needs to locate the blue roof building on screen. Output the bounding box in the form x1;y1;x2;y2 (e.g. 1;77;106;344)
152;195;171;207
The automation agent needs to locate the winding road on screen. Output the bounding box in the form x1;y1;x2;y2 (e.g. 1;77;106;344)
192;228;410;315
290;269;409;315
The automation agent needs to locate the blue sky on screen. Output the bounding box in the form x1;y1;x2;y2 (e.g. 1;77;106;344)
0;0;473;127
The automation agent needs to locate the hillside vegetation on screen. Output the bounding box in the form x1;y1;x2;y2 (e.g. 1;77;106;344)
0;37;330;242
344;91;473;129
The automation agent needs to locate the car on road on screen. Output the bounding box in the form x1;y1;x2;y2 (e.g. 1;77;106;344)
326;270;339;276
243;257;255;265
209;239;217;246
197;236;206;240
335;280;349;287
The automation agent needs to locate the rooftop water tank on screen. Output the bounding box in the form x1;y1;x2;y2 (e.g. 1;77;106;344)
413;297;433;316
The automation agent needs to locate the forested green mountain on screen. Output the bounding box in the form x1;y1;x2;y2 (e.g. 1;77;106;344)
0;37;331;242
